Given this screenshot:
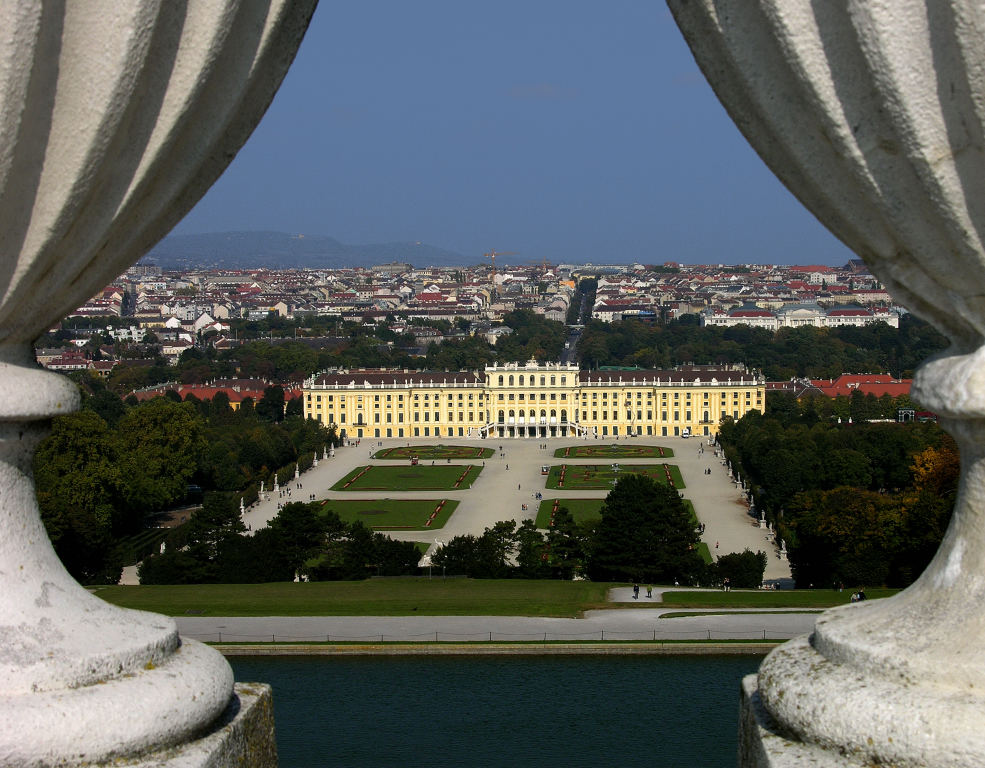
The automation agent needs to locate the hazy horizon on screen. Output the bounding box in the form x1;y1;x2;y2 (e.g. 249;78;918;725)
173;3;855;268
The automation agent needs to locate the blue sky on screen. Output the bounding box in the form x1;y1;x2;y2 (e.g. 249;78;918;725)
174;2;855;266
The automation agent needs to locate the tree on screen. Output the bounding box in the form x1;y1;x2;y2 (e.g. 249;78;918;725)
267;502;328;577
714;549;768;588
116;399;207;513
183;492;246;560
373;534;423;576
587;474;704;583
430;535;480;576
785;487;904;588
545;507;586;579
34;410;126;584
515;519;549;578
256;385;286;422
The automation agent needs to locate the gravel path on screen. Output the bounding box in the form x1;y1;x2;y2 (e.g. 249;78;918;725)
240;435;791;583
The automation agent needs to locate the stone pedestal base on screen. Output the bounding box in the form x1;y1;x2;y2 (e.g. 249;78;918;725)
739;675;854;768
121;684;277;768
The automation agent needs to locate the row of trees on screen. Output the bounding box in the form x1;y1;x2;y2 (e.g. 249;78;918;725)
74;309;571;393
717;412;957;588
137;475;768;588
575;314;947;379
766;390;915;425
36;378;337;584
430;475;766;587
139;499;422;584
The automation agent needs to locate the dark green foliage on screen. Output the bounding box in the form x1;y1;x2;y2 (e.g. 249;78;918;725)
714;549;768;588
545;507;587;579
719;410;958;588
35;381;335;582
34;411;125;584
116;399;207;512
431;521;518;578
267;501;329;575
586;474;704;584
515;519;550;578
256;385;286;422
139;500;420;584
575;314;946;377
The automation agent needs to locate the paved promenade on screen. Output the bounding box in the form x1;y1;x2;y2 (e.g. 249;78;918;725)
177;606;815;644
240;434;791;583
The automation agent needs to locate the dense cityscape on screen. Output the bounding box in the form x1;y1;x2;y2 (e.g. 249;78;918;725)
33;254;952;607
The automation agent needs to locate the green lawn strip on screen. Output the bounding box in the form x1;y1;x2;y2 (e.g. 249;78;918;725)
332;464;482;491
553;444;675;459
658;610;824;618
695;541;712;565
535;498;605;527
320;499;457;530
94;579;615;618
544;463;685;490
374;445;495;460
534;497;696;532
659;588;899;609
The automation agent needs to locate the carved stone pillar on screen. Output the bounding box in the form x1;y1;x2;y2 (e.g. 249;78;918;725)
0;3;314;765
669;2;985;765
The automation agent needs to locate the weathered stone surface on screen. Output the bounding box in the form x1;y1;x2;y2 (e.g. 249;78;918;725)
668;1;985;765
0;3;314;765
119;684;278;768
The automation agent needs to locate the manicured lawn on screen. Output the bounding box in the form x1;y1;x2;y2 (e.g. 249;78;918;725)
332;464;482;491
374;445;495;460
555;444;675;459
659;588;900;609
544;463;685;490
696;541;712;565
93;579;616;617
535;498;697;531
535;498;605;527
320;499;458;530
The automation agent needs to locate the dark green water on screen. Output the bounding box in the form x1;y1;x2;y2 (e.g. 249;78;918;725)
230;654;762;767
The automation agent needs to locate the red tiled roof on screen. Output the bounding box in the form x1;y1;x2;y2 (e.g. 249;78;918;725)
312;371;482;387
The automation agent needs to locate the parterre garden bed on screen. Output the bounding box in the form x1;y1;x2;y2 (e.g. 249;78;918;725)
374;444;495;460
321;499;458;530
535;498;605;528
535;497;697;530
544;463;685;490
331;464;482;491
554;444;674;459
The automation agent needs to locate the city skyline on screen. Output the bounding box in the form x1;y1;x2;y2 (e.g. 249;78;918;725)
172;2;855;267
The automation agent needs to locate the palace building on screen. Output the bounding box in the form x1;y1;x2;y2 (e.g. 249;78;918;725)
302;360;765;440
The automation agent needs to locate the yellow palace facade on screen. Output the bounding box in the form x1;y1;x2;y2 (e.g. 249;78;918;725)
302;360;765;440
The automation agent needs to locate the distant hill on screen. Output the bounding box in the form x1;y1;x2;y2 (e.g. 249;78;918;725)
142;231;471;270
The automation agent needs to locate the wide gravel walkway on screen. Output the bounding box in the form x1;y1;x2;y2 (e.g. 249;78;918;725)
240;434;791;583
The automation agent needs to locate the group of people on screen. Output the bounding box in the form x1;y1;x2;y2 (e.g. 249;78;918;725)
631;583;654;599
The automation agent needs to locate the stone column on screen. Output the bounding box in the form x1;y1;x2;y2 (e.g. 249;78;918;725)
669;2;985;765
0;3;314;765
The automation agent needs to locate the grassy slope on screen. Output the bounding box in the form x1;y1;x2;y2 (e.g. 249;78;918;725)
94;579;615;618
659;588;899;608
93;581;897;617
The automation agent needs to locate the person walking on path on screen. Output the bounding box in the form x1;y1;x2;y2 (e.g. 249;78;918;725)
632;583;640;600
646;585;653;598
